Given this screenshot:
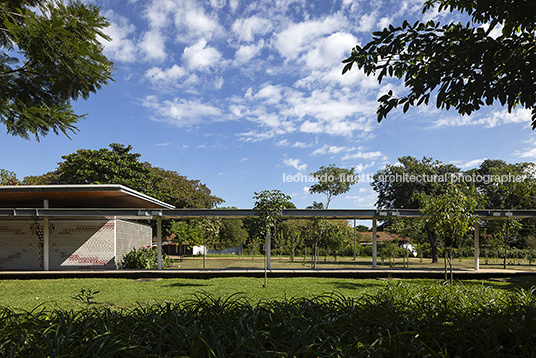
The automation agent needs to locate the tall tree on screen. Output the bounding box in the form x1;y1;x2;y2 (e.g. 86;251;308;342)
371;156;461;262
309;164;358;209
467;159;536;210
342;0;536;128
217;218;248;251
56;143;153;192
0;0;113;139
0;168;19;185
22;143;223;210
372;156;461;209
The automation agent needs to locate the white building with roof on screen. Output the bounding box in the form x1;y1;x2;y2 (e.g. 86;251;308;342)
0;185;174;270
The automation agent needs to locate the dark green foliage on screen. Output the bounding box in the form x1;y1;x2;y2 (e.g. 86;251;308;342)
0;0;113;140
372;156;461;209
121;247;173;269
1;282;536;356
71;288;100;305
22;143;223;210
0;168;19;185
145;164;224;209
343;0;536;128
57;143;153;191
216;218;248;250
309;164;358;209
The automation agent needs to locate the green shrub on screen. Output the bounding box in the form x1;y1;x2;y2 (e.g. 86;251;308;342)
1;282;536;357
121;247;173;269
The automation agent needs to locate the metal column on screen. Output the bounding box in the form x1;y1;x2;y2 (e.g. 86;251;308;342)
372;218;377;269
157;217;162;270
474;221;479;270
353;218;357;260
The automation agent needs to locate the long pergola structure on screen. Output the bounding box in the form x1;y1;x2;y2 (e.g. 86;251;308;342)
2;207;535;271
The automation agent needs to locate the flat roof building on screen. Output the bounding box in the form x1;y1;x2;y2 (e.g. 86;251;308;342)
0;185;174;271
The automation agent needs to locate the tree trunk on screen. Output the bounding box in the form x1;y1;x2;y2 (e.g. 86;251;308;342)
427;225;439;263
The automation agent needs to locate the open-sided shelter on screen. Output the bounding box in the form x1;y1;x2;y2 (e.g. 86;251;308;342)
0;185;174;270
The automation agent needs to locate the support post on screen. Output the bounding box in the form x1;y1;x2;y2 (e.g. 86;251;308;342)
372;218;377;269
43;198;49;271
43;217;49;271
353;218;357;260
157;217;162;270
474;221;480;270
266;229;271;270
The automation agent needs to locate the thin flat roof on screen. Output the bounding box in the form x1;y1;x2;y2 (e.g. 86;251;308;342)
0;185;174;209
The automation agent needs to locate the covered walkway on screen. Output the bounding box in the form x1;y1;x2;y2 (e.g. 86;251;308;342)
3;206;536;271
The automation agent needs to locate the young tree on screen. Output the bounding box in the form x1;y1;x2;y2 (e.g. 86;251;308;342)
198;218;222;269
487;219;523;269
342;0;536;128
418;184;478;282
0;0;113;140
309;164;358;209
253;189;294;283
168;220;203;260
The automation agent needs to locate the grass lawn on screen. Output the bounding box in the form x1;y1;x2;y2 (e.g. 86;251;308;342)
1;275;535;311
169;253;536;271
1;277;536;357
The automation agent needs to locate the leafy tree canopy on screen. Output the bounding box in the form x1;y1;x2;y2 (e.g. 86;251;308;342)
252;189;295;235
372;156;461;209
342;0;536;128
0;168;19;185
417;183;478;248
309;164;358;209
21;143;223;209
466;159;536;209
0;0;113;140
145;164;224;209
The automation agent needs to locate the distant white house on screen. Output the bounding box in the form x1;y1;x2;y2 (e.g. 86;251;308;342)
360;231;417;256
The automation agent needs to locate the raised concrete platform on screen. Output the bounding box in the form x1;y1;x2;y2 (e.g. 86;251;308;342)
1;268;535;280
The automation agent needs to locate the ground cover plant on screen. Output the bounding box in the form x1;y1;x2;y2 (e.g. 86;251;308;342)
0;280;535;357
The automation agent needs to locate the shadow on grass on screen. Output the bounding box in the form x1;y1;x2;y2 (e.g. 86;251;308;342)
165;282;210;288
479;276;536;292
322;280;386;291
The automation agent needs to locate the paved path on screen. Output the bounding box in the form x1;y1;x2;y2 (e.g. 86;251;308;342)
1;268;535;280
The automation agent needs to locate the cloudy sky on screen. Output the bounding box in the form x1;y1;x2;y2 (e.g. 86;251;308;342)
2;0;535;209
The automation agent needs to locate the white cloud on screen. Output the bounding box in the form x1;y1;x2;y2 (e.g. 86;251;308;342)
311;144;348;156
142;95;222;127
139;29;167;61
283;156;308;172
274;15;343;61
304;32;358;69
354;162;375;173
144;65;187;84
458;158;486;169
182;39;223;71
433;108;532;128
342;150;383;160
234;42;264;63
232;16;272;42
101;10;139;62
345;192;377;208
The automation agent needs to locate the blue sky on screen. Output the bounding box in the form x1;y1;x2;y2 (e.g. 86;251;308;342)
1;0;535;210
